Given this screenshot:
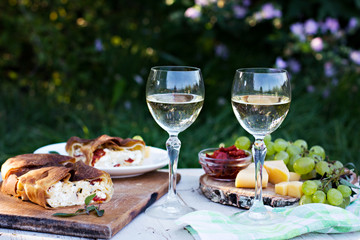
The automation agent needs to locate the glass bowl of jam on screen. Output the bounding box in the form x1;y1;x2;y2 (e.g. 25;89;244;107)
198;145;252;181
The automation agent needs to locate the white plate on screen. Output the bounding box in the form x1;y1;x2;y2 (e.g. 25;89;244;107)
34;143;168;178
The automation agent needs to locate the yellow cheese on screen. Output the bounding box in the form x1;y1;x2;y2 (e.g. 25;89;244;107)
287;181;303;198
275;182;288;196
289;172;301;181
263;160;290;184
235;163;268;188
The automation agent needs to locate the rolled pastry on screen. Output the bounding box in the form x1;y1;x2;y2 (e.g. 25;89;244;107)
1;154;114;208
65;134;146;168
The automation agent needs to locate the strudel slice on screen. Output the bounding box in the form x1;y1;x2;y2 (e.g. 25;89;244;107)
66;134;146;168
1;154;114;208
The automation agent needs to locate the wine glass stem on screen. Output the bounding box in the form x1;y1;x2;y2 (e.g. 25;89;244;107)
251;138;267;214
166;134;181;203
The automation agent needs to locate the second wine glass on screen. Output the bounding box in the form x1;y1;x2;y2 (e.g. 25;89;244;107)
231;68;291;224
145;66;205;219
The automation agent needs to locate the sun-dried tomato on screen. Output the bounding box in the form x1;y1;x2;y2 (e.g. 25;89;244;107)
92;149;106;166
206;145;247;159
90;178;102;185
93;195;106;203
125;158;134;163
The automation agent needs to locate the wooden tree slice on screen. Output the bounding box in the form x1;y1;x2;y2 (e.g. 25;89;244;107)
199;174;299;209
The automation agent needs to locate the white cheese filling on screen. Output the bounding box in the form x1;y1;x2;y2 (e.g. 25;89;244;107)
94;148;143;168
73;148;86;162
46;180;110;208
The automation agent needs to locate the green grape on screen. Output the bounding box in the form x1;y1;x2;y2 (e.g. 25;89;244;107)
132;135;144;141
274;138;289;152
312;190;326;203
313;180;322;188
274;151;290;165
286;145;302;157
235;136;251;150
219;143;225;148
309;145;326;160
315;161;330;176
301;170;317;180
337;185;352;198
266;142;276;156
293;157;315;175
323;184;332;194
300;195;313;205
302;180;318;195
338;196;351;209
309;154;323;163
293;139;308;152
264;134;272;145
287;154;301;172
327;189;343;206
333;161;344;169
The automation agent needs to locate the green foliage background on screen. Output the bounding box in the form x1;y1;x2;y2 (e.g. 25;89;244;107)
1;0;360;168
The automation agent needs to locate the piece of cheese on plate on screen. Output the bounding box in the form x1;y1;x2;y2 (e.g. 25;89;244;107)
275;182;288;196
287;181;303;198
235;163;268;188
263;160;290;184
289;172;301;181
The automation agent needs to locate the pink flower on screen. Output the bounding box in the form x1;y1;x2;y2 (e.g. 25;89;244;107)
185;7;201;19
310;37;323;52
195;0;213;6
350;50;360;65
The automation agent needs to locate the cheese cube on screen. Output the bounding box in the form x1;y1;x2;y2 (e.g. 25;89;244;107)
287;181;303;198
275;182;288;196
235;163;268;188
263;160;290;184
289;172;301;181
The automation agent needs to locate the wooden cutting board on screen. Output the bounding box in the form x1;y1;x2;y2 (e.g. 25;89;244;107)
200;174;299;209
0;170;178;239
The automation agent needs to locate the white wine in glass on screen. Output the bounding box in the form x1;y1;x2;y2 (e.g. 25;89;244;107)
231;68;291;224
145;66;204;219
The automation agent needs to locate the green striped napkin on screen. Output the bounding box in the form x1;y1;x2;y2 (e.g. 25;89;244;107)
176;200;360;240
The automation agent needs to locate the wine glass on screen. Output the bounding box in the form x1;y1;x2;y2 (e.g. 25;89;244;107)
231;68;291;223
145;66;205;219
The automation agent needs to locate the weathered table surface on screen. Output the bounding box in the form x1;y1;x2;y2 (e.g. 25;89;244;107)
1;168;360;240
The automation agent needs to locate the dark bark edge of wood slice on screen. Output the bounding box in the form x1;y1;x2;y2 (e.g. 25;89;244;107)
199;174;299;209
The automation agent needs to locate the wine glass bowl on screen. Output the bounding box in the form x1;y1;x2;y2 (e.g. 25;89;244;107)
145;66;204;219
231;68;291;223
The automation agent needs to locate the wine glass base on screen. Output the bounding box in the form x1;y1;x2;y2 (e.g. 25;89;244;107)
231;209;285;225
145;201;195;220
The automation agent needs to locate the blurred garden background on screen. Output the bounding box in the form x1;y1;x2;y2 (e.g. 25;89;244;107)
1;0;360;168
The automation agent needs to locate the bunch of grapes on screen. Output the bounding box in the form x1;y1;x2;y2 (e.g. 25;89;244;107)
301;177;353;208
234;135;358;208
234;134;326;174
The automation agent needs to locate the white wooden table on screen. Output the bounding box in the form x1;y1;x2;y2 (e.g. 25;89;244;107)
1;168;360;240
